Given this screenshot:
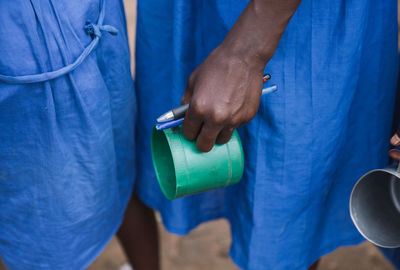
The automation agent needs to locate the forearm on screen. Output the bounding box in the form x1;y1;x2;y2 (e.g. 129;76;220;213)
219;0;302;71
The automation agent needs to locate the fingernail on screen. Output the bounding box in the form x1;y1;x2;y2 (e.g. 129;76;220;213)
392;134;400;145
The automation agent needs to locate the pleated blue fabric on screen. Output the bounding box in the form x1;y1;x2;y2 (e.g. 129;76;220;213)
0;0;136;269
135;0;399;269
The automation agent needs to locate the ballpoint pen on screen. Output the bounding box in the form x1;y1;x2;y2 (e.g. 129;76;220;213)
156;83;278;131
157;74;272;123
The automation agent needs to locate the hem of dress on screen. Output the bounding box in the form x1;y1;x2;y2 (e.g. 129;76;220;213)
136;190;225;235
137;188;369;270
229;235;365;270
80;204;128;269
162;214;227;236
0;205;128;270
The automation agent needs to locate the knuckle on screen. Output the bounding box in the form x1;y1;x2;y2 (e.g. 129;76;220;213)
210;109;229;125
191;100;207;116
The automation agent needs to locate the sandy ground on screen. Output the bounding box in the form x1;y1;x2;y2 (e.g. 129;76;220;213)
0;219;395;270
88;219;395;270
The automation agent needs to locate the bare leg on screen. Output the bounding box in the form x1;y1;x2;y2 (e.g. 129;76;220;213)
308;259;319;270
0;257;7;270
117;193;160;270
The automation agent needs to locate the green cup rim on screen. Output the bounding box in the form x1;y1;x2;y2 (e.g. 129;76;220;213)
151;127;179;200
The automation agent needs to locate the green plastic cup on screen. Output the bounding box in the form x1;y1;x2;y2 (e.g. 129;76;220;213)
151;126;244;200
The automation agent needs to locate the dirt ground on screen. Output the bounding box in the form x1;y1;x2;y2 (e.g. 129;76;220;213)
0;219;395;270
88;219;395;270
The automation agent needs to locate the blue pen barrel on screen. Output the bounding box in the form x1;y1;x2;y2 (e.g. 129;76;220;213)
156;85;278;131
156;118;184;130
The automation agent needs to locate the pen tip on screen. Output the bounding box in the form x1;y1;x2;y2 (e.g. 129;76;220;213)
157;111;174;123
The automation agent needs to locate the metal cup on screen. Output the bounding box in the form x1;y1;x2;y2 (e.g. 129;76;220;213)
349;163;400;247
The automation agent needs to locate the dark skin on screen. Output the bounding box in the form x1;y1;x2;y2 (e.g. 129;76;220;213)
182;0;302;152
117;194;160;270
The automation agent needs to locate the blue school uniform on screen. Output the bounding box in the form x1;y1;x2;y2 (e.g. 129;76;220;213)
135;0;399;269
0;0;136;269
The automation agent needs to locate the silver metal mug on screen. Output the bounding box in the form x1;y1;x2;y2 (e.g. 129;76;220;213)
350;163;400;248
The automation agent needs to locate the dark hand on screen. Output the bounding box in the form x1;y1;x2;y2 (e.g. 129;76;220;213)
389;130;400;161
180;0;302;152
181;47;264;152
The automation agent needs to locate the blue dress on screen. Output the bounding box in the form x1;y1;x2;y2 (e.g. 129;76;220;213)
0;0;136;269
135;0;399;269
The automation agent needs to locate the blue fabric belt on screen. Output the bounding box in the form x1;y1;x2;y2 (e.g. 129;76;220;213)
0;0;117;84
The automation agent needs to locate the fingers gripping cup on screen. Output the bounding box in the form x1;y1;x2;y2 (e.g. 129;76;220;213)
151;126;244;200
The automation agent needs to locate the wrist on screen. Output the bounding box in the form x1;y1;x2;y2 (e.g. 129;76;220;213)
218;42;269;75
